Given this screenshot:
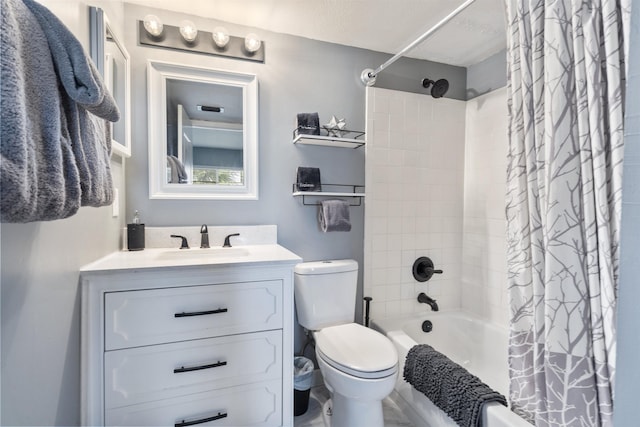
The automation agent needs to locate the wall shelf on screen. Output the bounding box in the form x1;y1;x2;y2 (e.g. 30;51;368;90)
292;184;365;206
292;129;365;149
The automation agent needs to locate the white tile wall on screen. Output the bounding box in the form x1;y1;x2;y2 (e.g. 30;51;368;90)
363;87;509;328
462;87;509;326
364;87;466;320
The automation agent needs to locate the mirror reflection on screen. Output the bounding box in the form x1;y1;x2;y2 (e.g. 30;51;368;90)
165;80;244;186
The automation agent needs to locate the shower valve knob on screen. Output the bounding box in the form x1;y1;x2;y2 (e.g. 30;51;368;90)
412;256;443;282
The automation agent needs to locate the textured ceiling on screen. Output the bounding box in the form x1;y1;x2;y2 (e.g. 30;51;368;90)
126;0;506;67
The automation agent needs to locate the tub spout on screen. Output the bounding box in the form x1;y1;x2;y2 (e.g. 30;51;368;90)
417;292;439;311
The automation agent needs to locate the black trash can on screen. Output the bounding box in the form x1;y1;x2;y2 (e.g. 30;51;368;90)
293;356;314;416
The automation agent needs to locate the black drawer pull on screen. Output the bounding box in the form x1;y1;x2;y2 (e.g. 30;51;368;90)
174;361;227;374
174;308;228;318
175;412;227;427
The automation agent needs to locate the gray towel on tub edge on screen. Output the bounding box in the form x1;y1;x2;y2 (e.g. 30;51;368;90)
403;344;507;427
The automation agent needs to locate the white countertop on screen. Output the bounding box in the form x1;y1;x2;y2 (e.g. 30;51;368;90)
80;244;302;274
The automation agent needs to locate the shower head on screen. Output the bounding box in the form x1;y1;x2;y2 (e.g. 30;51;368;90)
422;78;449;98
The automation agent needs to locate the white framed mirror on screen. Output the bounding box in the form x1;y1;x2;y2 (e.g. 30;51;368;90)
89;7;131;157
147;60;258;200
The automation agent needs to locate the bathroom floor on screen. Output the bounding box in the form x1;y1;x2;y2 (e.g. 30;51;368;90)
294;385;415;427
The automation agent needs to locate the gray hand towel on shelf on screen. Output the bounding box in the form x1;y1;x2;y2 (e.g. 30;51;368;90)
296;113;320;135
296;167;321;192
318;199;351;232
403;344;507;427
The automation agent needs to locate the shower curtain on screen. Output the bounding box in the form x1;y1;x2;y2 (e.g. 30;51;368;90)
504;0;629;426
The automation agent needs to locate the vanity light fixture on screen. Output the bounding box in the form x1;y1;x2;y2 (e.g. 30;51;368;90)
179;20;198;43
143;14;163;37
244;33;261;53
138;18;265;63
212;27;230;48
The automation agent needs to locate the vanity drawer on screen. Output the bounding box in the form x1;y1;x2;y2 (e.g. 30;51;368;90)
105;379;282;426
105;330;282;409
104;281;282;350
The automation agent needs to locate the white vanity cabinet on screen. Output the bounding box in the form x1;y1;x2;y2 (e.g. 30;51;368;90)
80;246;300;427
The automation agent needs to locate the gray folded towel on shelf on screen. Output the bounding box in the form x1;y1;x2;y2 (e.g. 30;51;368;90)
403;344;507;427
296;166;321;192
296;112;320;135
318;199;351;232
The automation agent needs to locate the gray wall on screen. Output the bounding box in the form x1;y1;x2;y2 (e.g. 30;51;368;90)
123;4;467;354
466;49;507;99
614;2;640;425
0;1;126;425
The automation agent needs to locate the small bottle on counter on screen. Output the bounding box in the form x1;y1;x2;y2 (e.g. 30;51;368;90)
127;210;145;251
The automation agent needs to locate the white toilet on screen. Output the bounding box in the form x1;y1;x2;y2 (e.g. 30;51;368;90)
294;260;398;427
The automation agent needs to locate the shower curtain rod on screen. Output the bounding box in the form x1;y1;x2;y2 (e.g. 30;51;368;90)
360;0;477;86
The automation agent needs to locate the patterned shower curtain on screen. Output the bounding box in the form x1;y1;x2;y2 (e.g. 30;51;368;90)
504;0;629;425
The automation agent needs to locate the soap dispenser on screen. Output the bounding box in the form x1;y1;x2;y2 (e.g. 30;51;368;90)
127;210;145;251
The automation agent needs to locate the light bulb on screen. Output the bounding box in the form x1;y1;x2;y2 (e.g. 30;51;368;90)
244;33;261;53
179;20;198;43
143;14;163;37
212;27;230;48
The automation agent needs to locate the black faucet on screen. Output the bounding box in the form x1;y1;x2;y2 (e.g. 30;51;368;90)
170;234;189;249
417;292;439;311
200;225;210;248
223;233;240;248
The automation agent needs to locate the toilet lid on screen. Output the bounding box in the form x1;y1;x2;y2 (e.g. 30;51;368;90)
315;323;398;379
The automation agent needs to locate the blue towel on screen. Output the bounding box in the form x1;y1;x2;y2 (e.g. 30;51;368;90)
1;0;118;222
1;0;80;221
22;0;120;122
23;0;119;208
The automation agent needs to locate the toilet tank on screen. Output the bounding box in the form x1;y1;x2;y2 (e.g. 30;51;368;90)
294;259;358;330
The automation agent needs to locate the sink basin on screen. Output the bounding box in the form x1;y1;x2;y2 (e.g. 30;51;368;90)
153;247;250;261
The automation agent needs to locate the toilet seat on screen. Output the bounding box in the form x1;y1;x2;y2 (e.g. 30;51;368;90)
314;323;398;379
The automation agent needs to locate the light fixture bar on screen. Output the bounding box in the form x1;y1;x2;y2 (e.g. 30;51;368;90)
138;21;265;63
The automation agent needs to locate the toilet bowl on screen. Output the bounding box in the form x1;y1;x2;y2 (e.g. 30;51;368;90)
293;260;398;427
313;323;398;427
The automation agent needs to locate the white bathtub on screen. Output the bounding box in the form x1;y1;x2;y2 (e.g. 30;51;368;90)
372;311;531;427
